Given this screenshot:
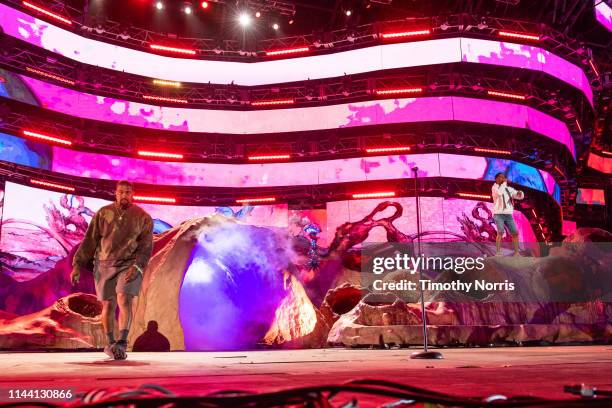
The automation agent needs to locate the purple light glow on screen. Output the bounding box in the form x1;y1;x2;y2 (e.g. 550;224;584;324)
179;222;292;350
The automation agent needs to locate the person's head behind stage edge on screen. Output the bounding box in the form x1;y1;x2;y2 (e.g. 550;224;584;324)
116;180;134;209
495;172;507;185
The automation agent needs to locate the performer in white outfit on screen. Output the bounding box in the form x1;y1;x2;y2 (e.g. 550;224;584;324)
491;173;525;256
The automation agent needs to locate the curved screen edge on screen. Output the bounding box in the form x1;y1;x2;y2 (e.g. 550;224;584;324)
10;75;576;159
0;3;593;105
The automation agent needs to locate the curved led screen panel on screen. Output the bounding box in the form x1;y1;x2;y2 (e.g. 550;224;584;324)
0;132;560;202
0;181;288;282
0;2;592;104
13;75;576;158
0;181;536;287
587;152;612;174
576;188;606;206
460;38;592;105
595;0;612;32
0;132;52;169
327;197;537;244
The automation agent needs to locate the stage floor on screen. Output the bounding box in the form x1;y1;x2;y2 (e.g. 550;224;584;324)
1;346;611;403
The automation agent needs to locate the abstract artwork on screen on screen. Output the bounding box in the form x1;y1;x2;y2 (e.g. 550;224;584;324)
3;178;606;350
0;179;535;299
0;182;287;283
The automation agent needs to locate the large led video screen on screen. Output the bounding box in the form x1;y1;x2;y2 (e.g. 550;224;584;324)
6;75;575;157
0;2;593;105
0;133;561;202
0;181;288;283
0;180;536;314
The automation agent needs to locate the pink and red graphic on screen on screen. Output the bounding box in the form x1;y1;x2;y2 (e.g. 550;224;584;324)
17;76;574;158
50;149;560;200
0;181;536;350
0;2;592;105
0;181;535;284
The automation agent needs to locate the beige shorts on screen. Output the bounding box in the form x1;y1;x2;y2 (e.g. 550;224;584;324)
93;263;142;301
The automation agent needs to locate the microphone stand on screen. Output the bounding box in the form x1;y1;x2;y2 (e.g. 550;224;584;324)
410;166;443;359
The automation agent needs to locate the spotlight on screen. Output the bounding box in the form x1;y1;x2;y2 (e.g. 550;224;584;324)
345;10;352;16
255;11;261;18
184;2;192;14
272;23;279;30
238;12;251;27
201;1;208;8
155;1;163;10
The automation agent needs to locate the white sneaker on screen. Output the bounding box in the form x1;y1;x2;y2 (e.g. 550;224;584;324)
103;342;116;359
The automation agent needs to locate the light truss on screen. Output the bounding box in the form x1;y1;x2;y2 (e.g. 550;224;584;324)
0;43;591;131
0;0;597;75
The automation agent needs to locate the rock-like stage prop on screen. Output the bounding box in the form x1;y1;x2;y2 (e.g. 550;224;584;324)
1;206;610;350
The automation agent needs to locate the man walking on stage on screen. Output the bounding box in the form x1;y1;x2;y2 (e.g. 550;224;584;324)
71;180;153;359
492;173;524;256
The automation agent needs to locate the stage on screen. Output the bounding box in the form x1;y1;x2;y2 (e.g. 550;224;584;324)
1;346;611;403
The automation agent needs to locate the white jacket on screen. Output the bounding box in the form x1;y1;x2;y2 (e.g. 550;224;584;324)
492;182;524;214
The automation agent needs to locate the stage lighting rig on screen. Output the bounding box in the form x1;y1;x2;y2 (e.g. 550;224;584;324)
244;0;296;17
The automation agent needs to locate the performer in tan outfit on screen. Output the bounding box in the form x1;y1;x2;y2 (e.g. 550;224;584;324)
71;180;153;359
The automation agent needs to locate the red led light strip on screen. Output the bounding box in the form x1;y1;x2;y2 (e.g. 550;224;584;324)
457;192;491;200
30;179;75;192
474;147;512;155
25;67;75;85
138;151;184;160
375;88;422;96
236;197;277;204
251;99;295;107
352;192;396;199
365;146;411;153
150;44;197;55
142;95;188;104
133;195;177;204
486;90;526;101
381;29;431;39
22;129;72;146
22;1;72;25
498;31;540;41
265;47;309;56
248;154;291;161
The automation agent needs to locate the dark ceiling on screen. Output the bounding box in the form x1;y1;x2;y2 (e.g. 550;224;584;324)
66;0;611;52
